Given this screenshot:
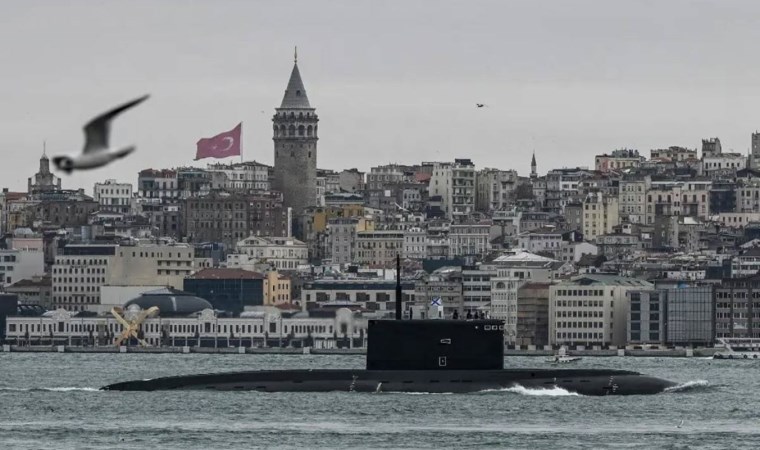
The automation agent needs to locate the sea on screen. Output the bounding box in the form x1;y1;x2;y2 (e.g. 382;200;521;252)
0;352;754;449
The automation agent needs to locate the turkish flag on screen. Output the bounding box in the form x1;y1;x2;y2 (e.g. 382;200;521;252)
195;123;242;160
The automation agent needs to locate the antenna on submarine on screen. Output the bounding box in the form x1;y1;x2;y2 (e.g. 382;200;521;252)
395;253;402;320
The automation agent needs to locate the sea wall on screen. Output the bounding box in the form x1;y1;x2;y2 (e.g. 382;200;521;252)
0;344;718;357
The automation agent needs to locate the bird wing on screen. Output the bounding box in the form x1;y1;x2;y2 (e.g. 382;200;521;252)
82;94;149;154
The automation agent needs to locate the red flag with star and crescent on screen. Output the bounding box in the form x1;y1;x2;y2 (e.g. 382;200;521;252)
195;123;242;160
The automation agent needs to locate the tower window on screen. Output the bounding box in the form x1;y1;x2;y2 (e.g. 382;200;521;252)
296;90;301;96
308;151;312;158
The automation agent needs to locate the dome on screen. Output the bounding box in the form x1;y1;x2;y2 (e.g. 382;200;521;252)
123;287;212;317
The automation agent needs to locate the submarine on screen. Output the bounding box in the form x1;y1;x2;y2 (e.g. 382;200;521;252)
102;257;677;396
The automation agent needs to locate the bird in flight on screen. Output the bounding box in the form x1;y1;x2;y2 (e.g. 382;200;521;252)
476;103;488;108
53;94;149;174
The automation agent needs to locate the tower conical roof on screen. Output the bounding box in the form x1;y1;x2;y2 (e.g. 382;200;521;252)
531;151;536;166
279;63;311;109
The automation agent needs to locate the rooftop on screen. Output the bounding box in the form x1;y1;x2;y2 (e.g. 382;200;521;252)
563;274;654;287
187;268;265;280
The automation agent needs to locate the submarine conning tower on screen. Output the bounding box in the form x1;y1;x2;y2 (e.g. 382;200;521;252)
365;255;505;371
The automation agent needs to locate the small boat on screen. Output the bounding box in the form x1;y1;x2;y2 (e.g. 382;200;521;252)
712;338;760;360
547;347;582;364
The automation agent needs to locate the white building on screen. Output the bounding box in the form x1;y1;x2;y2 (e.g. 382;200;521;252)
730;249;760;278
429;159;476;221
403;227;426;260
52;243;196;312
207;161;271;192
366;164;407;190
517;228;565;257
93;179;133;214
0;248;45;287
702;153;746;176
559;241;598;264
4;307;368;349
449;222;491;258
235;236;308;270
549;274;653;347
490;251;563;344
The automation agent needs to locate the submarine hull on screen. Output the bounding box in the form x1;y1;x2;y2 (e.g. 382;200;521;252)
101;368;676;396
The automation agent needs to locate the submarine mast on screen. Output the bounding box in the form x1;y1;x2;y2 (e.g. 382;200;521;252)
395;254;402;320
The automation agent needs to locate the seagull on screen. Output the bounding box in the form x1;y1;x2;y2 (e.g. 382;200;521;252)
476;103;487;108
53;94;149;174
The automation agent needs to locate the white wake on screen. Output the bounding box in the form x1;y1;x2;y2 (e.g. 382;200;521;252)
484;384;581;397
663;379;710;393
0;387;100;392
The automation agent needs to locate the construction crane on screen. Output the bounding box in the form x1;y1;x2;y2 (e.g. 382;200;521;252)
111;306;159;347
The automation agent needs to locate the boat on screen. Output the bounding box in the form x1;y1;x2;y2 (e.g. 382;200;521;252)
546;347;582;364
101;257;677;396
712;338;760;360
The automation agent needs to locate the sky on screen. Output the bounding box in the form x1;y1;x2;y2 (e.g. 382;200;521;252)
2;0;760;193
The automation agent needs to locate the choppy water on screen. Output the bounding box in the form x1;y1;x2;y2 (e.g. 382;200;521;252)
0;353;755;449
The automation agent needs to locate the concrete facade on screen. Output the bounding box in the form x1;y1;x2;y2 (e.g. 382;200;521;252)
93;179;133;214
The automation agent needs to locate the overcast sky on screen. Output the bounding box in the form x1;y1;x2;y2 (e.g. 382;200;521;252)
2;0;759;193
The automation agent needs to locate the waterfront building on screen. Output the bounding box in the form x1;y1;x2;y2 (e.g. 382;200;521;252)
4;303;368;349
549;274;653;347
627;283;714;346
490;251;563;344
516;282;551;347
462;265;494;316
301;278;416;314
0;248;44;287
5;275;52;309
183;268;265;314
714;274;760;339
52;243;195;313
414;268;463;318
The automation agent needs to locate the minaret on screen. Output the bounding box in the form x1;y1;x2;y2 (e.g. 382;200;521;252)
272;47;318;220
530;151;537;179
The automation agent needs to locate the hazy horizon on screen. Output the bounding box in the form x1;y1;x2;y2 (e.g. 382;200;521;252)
2;0;760;193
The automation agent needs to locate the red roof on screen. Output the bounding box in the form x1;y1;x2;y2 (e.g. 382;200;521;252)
414;173;431;183
4;192;27;201
188;268;264;280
